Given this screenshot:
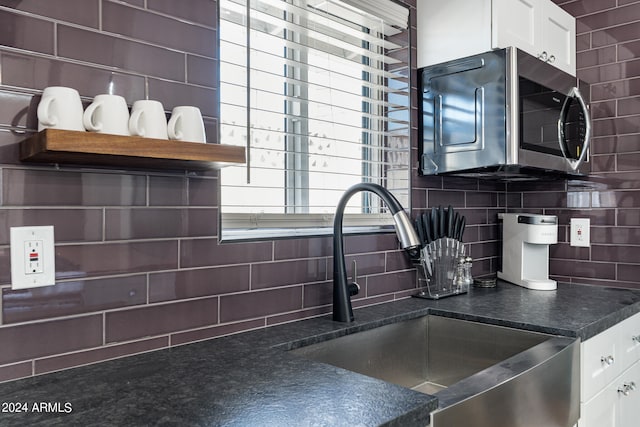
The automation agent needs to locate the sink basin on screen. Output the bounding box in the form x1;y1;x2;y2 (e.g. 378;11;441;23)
291;315;579;427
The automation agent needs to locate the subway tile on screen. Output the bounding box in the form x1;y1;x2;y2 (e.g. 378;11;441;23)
385;250;413;272
0;129;24;165
149;265;250;303
0;315;102;365
549;259;616;279
187;55;218;88
618;96;640;116
0;52;145;103
617;152;640;172
171;319;265;346
0;0;99;27
590;100;616;119
576;33;591;52
582;3;640;34
546;208;615;226
0;9;54;54
466;191;498;208
591;154;615;172
618;208;640;226
57;25;185;82
592;79;640;102
274;237;331;260
252;259;327;289
469;241;499;259
56;241;178;279
427;189;465;208
591;116;640;136
34;337;168;375
0;248;10;284
303;281;332;308
102;1;216;57
366;270;416;296
267;306;331;325
342;253;386;277
593;21;640;48
147;0;217;28
0;208;103;245
188;177;218;206
2;275;146;324
2;169;146;207
442;176;478;191
147;78;218;117
180;239;272;268
148;175;187;206
592;244;640;263
561;0;616;17
591;226;640;245
344;233;399;254
576;46;616;69
0;90;34;129
617;264;640;284
105;297;219;343
0;362;32;383
219;287;303;323
105;208;217;240
619;40;640;61
550;243;591;260
522;191;568;208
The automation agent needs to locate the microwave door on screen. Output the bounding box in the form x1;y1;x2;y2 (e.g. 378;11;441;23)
558;86;592;172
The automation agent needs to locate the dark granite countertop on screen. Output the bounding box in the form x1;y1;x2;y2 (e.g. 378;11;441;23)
1;281;639;426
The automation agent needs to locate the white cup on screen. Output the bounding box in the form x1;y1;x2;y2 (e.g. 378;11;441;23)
83;94;130;136
167;106;206;143
128;100;168;139
37;86;85;131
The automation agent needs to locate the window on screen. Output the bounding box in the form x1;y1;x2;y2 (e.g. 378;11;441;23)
219;0;410;239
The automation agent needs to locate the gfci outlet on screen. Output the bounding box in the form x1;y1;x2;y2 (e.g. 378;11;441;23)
570;218;590;247
10;226;56;289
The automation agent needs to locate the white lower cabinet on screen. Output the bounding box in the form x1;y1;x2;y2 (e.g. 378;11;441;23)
579;312;640;427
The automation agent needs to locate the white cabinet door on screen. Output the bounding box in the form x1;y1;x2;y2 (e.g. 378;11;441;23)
492;0;540;56
582;327;621;402
619;312;640;371
540;0;576;74
618;362;640;427
580;383;618;427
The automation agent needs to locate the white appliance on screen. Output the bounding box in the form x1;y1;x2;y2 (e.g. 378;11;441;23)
498;213;558;290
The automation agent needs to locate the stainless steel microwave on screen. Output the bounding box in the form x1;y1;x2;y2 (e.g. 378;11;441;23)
419;47;591;178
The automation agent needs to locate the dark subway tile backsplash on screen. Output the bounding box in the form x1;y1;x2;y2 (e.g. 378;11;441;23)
0;0;638;383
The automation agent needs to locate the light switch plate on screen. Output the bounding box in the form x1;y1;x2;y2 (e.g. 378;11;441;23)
10;226;56;289
570;218;590;247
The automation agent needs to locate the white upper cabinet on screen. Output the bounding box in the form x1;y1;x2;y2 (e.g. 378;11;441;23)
417;0;576;75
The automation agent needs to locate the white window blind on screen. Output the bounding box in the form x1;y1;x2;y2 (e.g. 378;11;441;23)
219;0;411;239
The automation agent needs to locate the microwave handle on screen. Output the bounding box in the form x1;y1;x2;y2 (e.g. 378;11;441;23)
559;87;591;171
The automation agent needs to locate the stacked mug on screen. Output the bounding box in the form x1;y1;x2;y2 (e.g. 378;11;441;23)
36;86;206;143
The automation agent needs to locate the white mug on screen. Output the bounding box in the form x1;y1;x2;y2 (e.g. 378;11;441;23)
128;100;168;139
167;106;206;143
37;86;85;131
83;94;130;136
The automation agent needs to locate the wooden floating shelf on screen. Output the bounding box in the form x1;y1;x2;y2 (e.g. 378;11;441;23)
20;129;246;171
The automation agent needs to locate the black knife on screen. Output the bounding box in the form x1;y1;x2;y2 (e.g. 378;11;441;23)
423;212;432;244
446;205;454;238
416;214;425;248
438;205;445;239
431;207;439;240
457;216;466;241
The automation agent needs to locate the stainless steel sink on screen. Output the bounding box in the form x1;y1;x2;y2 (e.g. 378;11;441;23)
291;315;579;427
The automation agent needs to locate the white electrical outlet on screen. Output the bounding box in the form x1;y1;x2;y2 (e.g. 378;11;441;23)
10;226;56;289
570;218;590;247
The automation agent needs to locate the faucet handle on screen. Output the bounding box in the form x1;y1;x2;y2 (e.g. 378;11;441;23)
349;260;360;296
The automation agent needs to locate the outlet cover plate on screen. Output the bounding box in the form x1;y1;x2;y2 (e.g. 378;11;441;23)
570;218;590;247
10;226;56;289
